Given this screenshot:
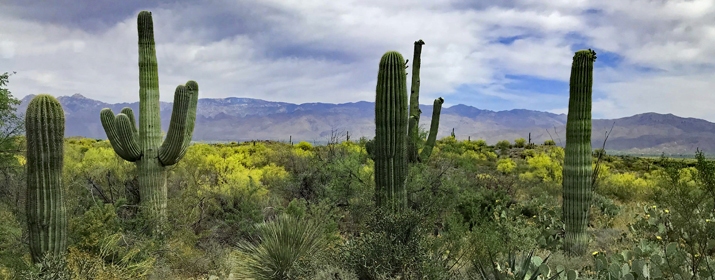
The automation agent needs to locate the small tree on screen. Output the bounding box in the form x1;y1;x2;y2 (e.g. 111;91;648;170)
544;140;556;146
514;138;526;148
495;140;511;151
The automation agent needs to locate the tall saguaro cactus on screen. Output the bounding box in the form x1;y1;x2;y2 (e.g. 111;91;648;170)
26;95;67;263
562;49;597;256
406;39;443;163
375;51;408;210
101;11;198;228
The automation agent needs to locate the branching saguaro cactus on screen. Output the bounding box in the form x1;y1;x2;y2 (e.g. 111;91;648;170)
406;39;444;163
101;11;198;228
26;95;67;263
562;49;597;256
375;51;408;210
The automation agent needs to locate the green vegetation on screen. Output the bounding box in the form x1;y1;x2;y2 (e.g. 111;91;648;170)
1;128;714;279
99;11;199;230
2;11;715;280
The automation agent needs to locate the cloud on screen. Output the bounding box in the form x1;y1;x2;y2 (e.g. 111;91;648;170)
1;0;715;122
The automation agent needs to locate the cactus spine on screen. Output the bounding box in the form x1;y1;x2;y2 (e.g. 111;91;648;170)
26;95;67;263
100;11;198;229
375;51;408;210
406;39;443;163
562;49;597;256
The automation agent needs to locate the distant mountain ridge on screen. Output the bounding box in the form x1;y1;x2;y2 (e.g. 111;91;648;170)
17;94;715;155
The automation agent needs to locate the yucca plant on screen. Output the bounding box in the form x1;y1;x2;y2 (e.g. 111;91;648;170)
235;214;328;279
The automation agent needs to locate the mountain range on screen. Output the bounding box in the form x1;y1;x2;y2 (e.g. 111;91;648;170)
17;94;715;155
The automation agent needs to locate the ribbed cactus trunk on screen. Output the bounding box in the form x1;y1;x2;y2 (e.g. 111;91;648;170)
26;95;67;263
406;39;443;163
375;51;408;210
419;97;443;161
562;49;597;256
407;40;424;163
100;11;199;232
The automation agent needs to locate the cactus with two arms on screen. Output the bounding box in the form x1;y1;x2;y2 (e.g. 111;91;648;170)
100;11;198;229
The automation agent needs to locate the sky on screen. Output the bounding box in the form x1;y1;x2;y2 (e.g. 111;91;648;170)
1;0;714;120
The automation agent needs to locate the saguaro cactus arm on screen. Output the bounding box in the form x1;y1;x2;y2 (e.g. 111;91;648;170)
101;108;141;161
420;97;444;161
159;82;198;166
120;107;139;139
176;80;199;161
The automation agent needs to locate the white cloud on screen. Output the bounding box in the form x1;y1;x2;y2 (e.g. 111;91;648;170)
1;0;715;122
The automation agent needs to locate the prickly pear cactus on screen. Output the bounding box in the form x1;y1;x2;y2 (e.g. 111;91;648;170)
26;94;67;263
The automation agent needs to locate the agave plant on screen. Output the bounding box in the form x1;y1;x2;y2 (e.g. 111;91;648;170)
235;214;328;279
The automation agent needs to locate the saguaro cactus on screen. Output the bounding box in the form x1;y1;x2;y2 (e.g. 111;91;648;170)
101;11;198;228
374;51;408;210
406;39;443;163
562;49;597;256
26;95;67;263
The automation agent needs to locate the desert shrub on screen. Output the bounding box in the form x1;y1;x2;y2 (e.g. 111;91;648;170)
628;156;715;279
64;234;155;280
519;150;563;184
598;172;654;202
234;214;328;279
19;253;70;280
0;205;26;274
496;140;512;155
296;141;313;151
456;187;512;231
497;158;516;174
544;140;556;146
312;266;359;280
70;203;122;252
514;138;526;148
341;207;437;279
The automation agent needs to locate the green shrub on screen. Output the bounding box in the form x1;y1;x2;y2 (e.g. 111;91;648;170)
235;214;328;279
312;266;359;280
514;138;526;148
497;158;517;174
496;140;512;152
70;203;122;252
341;207;441;279
544;140;556;146
296;141;313;151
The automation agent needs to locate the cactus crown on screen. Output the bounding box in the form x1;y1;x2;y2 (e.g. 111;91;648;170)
574;49;597;61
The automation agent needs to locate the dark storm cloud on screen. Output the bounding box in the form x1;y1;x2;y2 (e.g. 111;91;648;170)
2;0;175;33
